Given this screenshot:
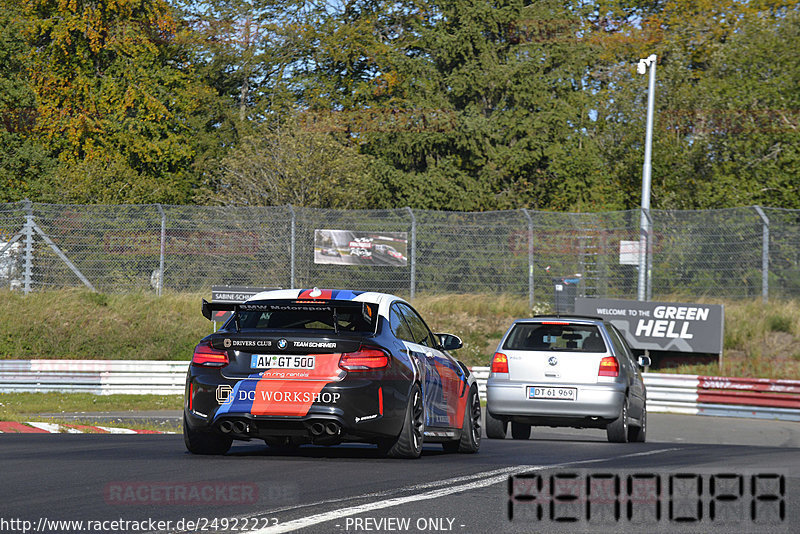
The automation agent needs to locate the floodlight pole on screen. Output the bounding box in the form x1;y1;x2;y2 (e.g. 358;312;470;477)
637;54;656;302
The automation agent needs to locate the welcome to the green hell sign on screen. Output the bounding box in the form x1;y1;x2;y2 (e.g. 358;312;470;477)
574;298;724;354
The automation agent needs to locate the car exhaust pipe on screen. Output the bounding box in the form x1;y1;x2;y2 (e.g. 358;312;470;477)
325;422;341;436
219;420;233;433
310;422;325;436
233;420;248;434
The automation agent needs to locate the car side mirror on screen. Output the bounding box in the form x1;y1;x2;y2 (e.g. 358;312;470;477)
437;333;463;351
638;355;651;368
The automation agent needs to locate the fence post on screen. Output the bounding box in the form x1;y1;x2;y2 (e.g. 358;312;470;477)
406;207;416;300
289;205;296;289
754;206;769;303
156;204;166;296
22;199;34;295
522;209;534;309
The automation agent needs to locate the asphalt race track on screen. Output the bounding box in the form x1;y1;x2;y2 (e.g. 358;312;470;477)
1;413;797;534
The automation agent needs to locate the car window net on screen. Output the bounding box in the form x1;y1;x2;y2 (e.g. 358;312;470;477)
503;324;606;352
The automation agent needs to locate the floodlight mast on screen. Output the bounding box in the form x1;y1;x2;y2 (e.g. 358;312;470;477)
637;54;656;302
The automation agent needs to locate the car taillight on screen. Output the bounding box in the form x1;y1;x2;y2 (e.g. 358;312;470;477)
339;348;390;371
192;341;229;367
598;356;619;377
491;352;509;373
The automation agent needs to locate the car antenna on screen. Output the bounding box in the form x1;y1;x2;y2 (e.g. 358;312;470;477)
332;305;339;335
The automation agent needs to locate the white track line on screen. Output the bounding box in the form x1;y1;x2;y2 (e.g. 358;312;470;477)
251;448;681;534
262;464;535;516
95;426;137;434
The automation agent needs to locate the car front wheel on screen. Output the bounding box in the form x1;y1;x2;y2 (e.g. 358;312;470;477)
443;385;481;453
511;421;531;440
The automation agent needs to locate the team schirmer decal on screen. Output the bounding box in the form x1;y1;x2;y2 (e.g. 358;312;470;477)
293;341;337;349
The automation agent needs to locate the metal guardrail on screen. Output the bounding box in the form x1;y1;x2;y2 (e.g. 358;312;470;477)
2;361;798;422
0;360;188;395
471;367;800;422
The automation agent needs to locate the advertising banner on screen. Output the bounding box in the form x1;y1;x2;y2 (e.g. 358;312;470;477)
574;297;724;354
314;229;408;266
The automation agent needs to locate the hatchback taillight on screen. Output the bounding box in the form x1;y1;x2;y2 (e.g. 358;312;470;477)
491;352;509;373
598;356;619;377
191;341;229;367
339;348;390;371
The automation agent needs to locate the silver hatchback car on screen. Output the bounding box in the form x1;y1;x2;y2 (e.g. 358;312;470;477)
486;315;649;443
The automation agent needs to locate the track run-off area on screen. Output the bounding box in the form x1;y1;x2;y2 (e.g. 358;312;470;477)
1;413;798;534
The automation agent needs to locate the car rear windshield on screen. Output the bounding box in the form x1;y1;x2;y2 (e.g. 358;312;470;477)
227;301;378;333
503;323;607;352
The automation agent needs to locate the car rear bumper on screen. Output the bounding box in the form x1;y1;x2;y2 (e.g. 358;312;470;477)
486;381;625;420
185;372;409;443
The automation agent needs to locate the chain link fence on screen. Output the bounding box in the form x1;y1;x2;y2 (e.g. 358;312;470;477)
1;201;798;302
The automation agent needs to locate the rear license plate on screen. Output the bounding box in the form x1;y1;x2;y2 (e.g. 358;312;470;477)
527;386;577;401
250;355;316;369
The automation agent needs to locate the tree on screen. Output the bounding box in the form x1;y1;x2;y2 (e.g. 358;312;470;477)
691;7;800;208
587;0;800;209
209;118;377;208
19;0;221;203
172;0;305;122
0;3;56;202
354;0;616;211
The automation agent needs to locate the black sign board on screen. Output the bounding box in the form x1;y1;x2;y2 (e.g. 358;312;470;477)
574;297;724;355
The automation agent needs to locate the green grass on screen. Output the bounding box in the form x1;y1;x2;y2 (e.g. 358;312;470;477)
0;289;208;360
1;289;798;379
0;392;182;416
0;393;183;432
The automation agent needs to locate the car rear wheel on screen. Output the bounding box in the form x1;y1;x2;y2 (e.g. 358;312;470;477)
183;416;232;455
606;398;629;443
485;411;507;439
442;385;481;453
381;383;424;459
510;421;531;440
628;403;647;443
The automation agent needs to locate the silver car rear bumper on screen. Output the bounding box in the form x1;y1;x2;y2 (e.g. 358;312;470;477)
486;380;625;420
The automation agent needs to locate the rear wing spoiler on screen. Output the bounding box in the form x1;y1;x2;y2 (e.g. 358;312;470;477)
201;299;376;333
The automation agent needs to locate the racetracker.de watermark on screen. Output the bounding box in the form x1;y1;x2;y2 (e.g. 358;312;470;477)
0;517;280;533
103;482;258;505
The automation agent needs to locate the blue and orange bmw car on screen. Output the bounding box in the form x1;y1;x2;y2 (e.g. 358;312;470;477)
183;289;481;458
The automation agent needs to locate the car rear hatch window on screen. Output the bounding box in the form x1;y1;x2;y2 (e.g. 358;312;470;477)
503;323;606;352
212;299;379;380
231;300;378;333
501;322;609;384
